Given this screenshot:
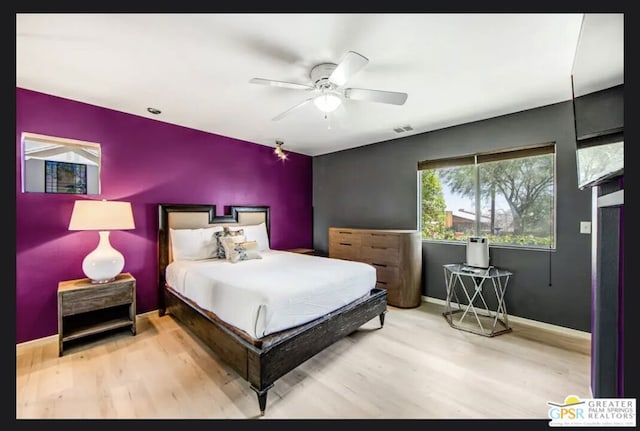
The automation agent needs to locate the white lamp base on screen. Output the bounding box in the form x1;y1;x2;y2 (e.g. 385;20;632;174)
82;231;125;283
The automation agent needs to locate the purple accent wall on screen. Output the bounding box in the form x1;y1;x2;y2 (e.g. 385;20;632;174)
16;88;312;344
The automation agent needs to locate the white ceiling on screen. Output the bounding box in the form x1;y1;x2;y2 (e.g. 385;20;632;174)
571;13;624;97
15;13;619;156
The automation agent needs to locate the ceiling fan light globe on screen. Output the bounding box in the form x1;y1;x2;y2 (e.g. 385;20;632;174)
313;93;342;113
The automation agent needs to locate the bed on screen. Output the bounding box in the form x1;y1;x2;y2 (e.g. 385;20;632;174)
158;204;387;415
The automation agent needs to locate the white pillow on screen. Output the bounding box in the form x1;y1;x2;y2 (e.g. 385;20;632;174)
228;222;270;251
170;226;222;261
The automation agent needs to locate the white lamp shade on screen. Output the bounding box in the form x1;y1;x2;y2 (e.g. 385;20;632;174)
313;93;342;113
69;200;135;231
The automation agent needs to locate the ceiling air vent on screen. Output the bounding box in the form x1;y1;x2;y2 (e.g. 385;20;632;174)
393;125;413;133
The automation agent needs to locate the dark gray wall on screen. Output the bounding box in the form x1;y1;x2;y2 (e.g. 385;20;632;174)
313;101;592;331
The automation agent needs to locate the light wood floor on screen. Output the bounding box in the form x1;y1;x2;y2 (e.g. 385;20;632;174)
16;301;591;419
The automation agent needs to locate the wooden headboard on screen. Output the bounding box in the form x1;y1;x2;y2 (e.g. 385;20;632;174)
157;204;270;311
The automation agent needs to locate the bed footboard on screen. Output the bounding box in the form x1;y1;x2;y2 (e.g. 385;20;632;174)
164;287;387;415
247;288;387;414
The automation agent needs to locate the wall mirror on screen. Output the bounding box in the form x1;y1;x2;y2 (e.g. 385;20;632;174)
21;132;101;194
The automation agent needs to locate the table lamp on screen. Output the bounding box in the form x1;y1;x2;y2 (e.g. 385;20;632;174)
68;199;135;283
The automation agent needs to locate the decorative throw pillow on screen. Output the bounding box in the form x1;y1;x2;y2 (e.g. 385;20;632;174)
226;240;262;263
214;227;245;259
226;222;270;251
220;234;248;260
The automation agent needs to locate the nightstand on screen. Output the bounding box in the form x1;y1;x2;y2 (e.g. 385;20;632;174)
285;248;316;256
57;272;136;356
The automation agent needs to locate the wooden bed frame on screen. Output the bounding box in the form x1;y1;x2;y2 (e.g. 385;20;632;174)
158;204;388;415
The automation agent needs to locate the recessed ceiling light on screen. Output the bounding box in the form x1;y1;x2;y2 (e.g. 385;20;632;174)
147;107;162;115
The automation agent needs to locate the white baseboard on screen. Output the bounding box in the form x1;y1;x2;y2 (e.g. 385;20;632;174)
422;296;591;340
16;309;160;349
137;309;158;319
18;302;590;348
16;334;58;349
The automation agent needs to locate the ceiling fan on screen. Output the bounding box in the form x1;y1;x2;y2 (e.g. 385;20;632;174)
249;51;408;121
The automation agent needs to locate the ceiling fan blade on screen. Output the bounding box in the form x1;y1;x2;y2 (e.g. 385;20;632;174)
249;78;314;91
272;98;314;121
329;51;369;87
344;88;408;105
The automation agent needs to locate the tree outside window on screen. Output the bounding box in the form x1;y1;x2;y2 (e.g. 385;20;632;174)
419;145;555;248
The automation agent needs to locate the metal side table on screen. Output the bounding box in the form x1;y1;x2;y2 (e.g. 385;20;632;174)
442;263;513;337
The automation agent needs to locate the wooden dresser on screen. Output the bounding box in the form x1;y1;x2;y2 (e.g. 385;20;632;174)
328;227;422;308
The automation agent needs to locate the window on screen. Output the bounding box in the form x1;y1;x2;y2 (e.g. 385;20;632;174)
418;144;555;248
45;160;88;194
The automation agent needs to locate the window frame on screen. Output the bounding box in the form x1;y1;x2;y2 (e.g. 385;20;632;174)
418;142;557;250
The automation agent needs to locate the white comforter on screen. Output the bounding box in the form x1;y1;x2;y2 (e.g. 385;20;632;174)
166;250;376;338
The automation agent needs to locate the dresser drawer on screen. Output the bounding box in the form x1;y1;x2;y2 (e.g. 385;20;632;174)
361;245;400;265
60;283;134;316
375;281;400;305
329;240;360;261
361;232;400;249
329;229;362;247
370;264;400;284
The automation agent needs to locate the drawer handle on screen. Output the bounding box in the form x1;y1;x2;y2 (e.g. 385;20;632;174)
371;246;387;249
372;263;387;267
338;231;352;234
371;233;386;237
339;242;352;246
377;281;388;285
